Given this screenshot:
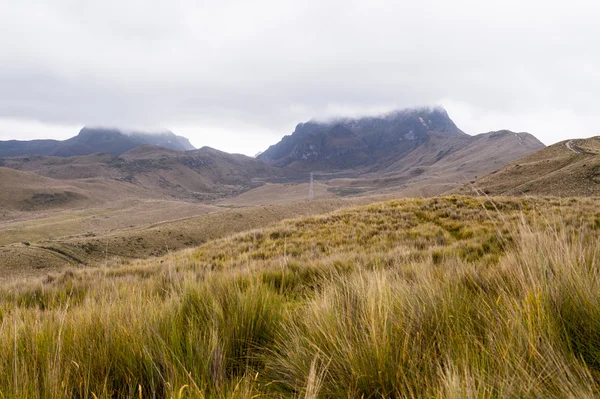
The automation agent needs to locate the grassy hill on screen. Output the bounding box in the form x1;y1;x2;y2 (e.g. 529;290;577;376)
0;197;377;281
0;167;161;213
1;196;600;397
456;136;600;196
0;146;280;201
324;130;546;197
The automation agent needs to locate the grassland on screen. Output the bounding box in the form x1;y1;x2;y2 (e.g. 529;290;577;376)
456;136;600;197
0;197;377;282
1;196;600;397
216;182;337;206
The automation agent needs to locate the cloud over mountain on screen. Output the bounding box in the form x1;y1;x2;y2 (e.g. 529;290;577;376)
1;0;599;154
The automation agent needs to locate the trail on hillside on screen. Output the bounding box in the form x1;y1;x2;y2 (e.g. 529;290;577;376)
566;140;582;154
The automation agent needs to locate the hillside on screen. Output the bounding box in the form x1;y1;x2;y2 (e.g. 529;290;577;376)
0;167;156;213
0;145;279;201
456;136;600;196
258;108;544;196
1;196;600;397
0;197;377;281
0;168;89;212
0;127;195;157
259;107;467;170
0;109;547;202
321;129;545;197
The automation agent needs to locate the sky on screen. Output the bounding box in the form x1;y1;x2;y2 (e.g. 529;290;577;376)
1;0;599;156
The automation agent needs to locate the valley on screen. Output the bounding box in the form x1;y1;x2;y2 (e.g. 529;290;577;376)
1;108;596;285
2;1;598;395
0;195;385;281
0;108;551;283
1;108;600;397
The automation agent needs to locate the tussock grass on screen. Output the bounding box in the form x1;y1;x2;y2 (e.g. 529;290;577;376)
0;196;600;397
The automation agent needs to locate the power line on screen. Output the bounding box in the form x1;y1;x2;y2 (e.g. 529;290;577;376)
308;172;314;200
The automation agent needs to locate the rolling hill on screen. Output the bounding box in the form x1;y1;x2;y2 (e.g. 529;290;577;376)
0;145;280;201
0;167;156;213
456;136;600;196
258;108;545;196
0;127;195;157
0;109;546;202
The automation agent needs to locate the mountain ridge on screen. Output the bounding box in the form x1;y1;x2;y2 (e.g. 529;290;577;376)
455;136;600;196
0;108;548;202
258;107;467;170
0;144;279;202
0;127;195;157
257;108;545;192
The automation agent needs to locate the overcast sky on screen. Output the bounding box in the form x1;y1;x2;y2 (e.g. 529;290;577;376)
1;0;599;155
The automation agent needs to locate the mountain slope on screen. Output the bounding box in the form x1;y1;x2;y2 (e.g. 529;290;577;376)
259;107;466;170
324;130;545;197
258;108;544;185
0;167;157;212
0;127;195;157
413;130;545;179
0;145;280;201
0;168;88;212
258;107;545;196
455;136;600;196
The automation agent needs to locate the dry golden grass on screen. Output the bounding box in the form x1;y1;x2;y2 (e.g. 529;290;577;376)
0;197;377;282
0;199;219;246
216;182;336;206
0;196;599;397
456;136;600;197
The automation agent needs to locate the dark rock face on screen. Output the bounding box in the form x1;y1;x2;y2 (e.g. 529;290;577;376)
0;127;195;157
258;107;466;169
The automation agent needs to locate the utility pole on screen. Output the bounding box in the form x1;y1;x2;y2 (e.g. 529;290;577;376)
308;172;314;200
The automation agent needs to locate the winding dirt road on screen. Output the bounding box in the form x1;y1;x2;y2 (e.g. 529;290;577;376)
566;140;582;154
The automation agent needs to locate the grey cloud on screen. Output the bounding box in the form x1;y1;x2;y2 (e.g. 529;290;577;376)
1;0;599;154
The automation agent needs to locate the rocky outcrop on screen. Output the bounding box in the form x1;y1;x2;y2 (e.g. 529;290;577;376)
258;107;466;170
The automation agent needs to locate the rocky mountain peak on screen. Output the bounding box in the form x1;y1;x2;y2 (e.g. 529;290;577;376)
0;127;195;158
257;107;465;169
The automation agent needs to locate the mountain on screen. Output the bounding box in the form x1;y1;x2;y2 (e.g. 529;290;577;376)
258;107;466;170
0;109;548;204
455;136;600;196
0;127;195;157
321;130;544;197
258;107;545;196
0;145;279;201
376;129;544;175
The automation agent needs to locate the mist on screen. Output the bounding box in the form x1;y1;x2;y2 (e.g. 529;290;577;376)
1;0;599;154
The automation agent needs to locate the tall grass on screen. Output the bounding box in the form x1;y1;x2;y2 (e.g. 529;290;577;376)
0;196;599;397
269;223;600;397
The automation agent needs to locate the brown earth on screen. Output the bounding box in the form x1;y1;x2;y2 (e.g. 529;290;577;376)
0;146;280;201
455;136;600;196
216;181;337;206
0;167;160;214
0;196;387;282
0;119;551;284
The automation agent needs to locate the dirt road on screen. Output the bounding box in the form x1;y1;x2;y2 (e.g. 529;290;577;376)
566;140;582;154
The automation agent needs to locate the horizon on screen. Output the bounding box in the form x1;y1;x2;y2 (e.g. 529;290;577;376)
2;1;600;156
0;105;584;156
